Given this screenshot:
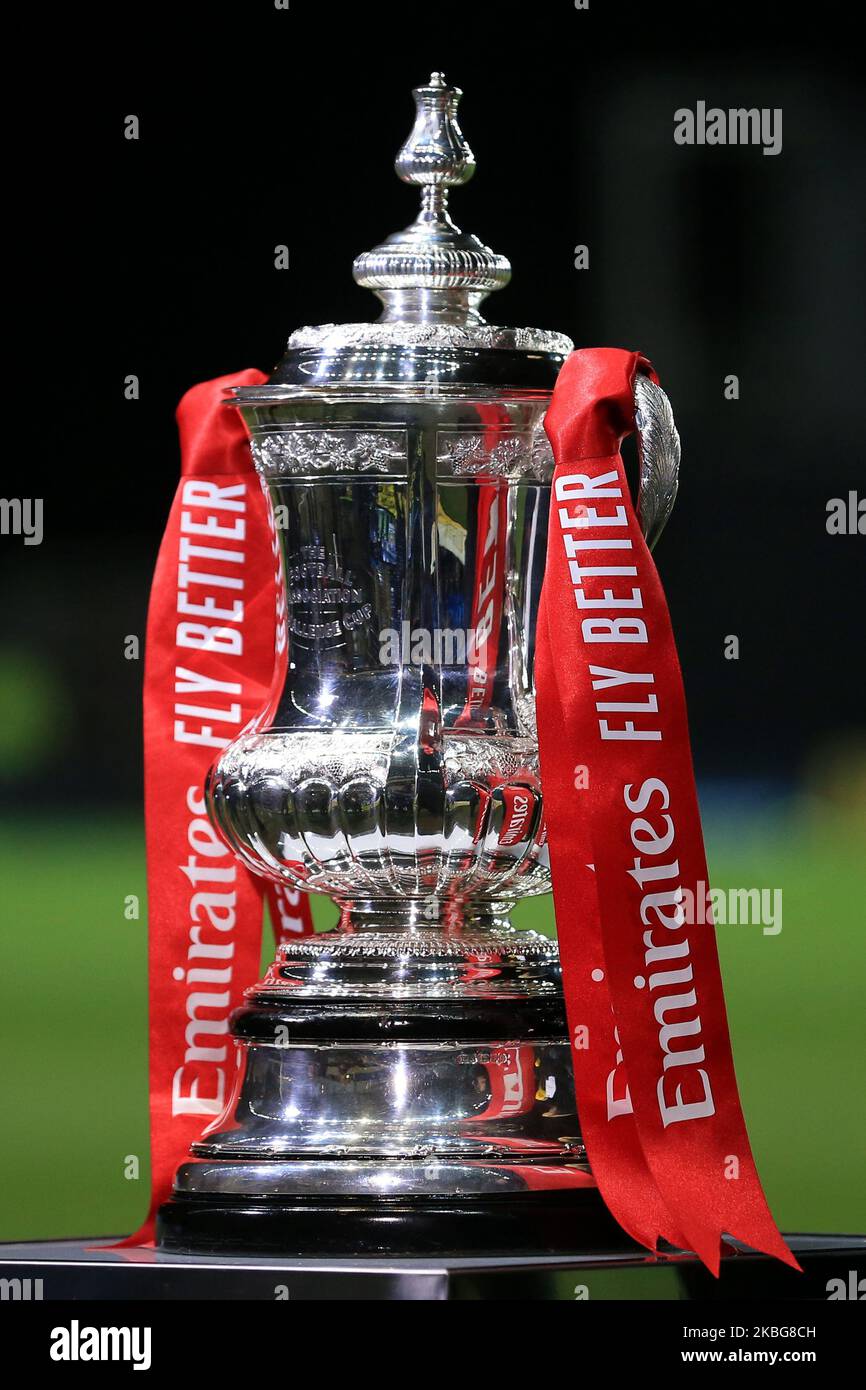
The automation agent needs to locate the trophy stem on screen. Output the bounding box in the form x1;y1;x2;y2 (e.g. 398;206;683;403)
332;896;516;934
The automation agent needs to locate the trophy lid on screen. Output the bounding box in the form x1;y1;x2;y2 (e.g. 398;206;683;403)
239;74;572;397
350;70;511;324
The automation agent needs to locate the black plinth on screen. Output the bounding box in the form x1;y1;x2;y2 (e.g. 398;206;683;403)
156;1188;629;1259
2;1233;862;1301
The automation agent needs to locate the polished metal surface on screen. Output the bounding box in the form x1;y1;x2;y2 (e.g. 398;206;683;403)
208;389;554;903
189;1028;582;1167
176;908;587;1197
258;913;561;998
176;906;586;1199
635;373;681;550
353;72;511;327
176;1156;586;1200
285;322;575;353
165;74;681;1227
257;71;572;371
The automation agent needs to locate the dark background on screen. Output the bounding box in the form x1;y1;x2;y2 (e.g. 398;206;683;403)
2;0;863;811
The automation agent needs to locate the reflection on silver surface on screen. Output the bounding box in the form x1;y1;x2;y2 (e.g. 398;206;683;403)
635;374;681;550
208;405;553;901
194;1035;581;1162
175;1157;588;1200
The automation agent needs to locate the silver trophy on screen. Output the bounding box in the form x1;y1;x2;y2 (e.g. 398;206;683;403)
158;73;680;1255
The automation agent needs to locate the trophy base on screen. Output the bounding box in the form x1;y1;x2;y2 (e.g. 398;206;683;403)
159;905;590;1257
156;1186;633;1259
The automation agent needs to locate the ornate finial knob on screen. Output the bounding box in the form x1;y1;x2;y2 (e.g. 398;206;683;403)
353;74;510;327
395;72;476;188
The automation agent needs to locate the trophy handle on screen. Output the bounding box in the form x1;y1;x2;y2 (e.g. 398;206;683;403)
633;374;681;550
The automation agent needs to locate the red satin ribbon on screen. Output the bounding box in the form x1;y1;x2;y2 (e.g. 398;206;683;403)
120;371;314;1245
455;403;509;728
536;348;797;1274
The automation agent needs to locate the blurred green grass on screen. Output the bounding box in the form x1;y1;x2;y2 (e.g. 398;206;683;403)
0;809;863;1242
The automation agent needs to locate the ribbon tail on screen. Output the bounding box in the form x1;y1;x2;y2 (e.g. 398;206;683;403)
537;346;795;1278
110;370;284;1249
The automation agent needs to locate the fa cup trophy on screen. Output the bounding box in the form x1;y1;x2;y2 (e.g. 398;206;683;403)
157;73;680;1256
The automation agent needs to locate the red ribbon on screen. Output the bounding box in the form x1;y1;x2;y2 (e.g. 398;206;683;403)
536;347;798;1274
454;404;509;728
121;371;314;1245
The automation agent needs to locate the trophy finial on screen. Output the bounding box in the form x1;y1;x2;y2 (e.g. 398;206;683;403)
353;74;510;326
394;72;476;189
